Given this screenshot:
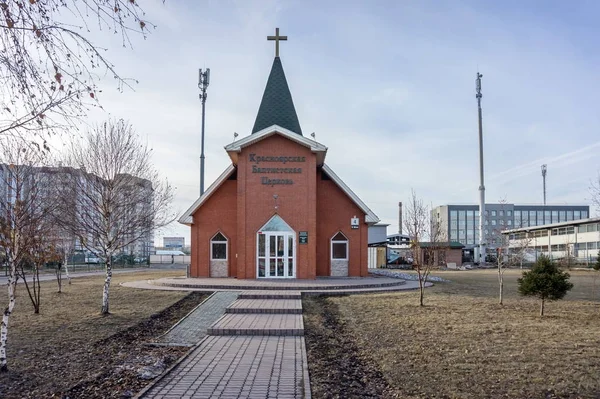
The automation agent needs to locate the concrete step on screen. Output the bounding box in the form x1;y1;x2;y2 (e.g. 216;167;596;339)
238;290;302;299
207;313;304;336
151;278;406;291
226;298;302;314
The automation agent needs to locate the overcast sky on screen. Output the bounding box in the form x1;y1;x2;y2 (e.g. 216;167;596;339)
74;0;600;245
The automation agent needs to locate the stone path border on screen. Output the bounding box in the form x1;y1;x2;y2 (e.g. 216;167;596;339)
122;278;431;295
154;291;240;346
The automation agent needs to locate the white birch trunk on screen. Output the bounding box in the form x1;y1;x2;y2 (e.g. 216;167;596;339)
418;269;425;307
101;256;112;314
64;256;71;284
499;274;504;305
1;264;17;372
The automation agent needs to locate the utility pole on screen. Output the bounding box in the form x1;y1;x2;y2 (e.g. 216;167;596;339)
198;68;210;195
541;164;547;205
476;72;486;265
398;202;403;235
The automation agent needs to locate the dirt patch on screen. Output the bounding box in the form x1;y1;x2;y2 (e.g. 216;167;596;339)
303;296;394;398
0;271;207;398
329;270;600;399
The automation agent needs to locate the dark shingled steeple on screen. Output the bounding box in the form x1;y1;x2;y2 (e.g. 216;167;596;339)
252;57;302;135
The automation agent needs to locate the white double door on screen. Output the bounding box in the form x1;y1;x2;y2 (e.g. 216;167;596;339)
257;232;295;278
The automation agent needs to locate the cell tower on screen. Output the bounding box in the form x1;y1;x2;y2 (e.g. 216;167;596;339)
541;164;547;205
198;68;210;195
476;72;486;264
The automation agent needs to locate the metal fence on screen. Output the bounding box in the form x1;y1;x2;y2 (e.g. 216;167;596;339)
150;255;191;264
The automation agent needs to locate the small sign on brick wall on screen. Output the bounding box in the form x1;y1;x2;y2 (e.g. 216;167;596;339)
299;231;308;244
351;216;359;229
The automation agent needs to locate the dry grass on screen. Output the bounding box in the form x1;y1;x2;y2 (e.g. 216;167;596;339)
8;270;189;351
330;269;600;398
2;269;192;396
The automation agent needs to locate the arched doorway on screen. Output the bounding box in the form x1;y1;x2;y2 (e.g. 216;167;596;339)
257;215;296;278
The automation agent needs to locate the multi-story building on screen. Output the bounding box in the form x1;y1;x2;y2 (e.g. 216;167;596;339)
0;163;154;258
503;217;600;265
432;203;590;260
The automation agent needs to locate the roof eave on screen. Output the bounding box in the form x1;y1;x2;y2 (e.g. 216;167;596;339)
178;164;236;225
225;125;328;165
322;164;380;225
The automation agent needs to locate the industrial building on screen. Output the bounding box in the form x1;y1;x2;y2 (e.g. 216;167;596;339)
432;203;590;261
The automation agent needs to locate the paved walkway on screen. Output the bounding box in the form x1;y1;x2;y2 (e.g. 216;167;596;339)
139;291;310;399
133;276;431;398
156;291;240;346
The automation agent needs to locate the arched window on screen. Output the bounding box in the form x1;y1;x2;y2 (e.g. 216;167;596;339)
211;232;228;260
331;232;348;260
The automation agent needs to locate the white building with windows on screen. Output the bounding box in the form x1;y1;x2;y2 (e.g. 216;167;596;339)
432;203;590;261
503;217;600;265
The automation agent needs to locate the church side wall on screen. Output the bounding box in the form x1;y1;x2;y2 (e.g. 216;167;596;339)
316;169;369;277
190;179;238;277
237;134;317;279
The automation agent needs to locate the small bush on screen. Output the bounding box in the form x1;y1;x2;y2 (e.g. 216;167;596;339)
518;254;573;316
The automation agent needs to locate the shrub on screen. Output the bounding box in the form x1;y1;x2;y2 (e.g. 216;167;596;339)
518;254;573;316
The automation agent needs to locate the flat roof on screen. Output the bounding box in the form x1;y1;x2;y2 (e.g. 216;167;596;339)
502;216;600;234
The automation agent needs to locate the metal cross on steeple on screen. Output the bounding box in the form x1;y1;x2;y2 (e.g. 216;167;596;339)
267;27;287;57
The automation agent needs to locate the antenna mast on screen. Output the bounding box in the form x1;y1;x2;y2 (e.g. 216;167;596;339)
198;68;210;195
476;72;486;264
541;164;547;205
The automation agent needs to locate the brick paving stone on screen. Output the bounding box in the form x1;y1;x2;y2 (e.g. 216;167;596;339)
226;298;302;314
238;290;302;299
141;336;307;398
207;314;304;336
157;291;240;346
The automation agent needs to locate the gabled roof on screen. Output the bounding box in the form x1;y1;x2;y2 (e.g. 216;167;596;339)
225;125;328;165
322;164;380;224
178;165;236;225
252;57;302;135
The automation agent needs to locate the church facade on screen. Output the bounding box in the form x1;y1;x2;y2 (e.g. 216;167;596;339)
179;34;379;279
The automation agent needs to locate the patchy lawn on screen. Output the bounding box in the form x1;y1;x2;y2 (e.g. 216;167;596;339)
304;269;600;399
0;270;206;398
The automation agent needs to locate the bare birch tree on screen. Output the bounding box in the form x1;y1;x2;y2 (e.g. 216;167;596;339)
0;0;156;142
403;190;442;306
493;201;535;306
0;137;51;371
61;119;174;315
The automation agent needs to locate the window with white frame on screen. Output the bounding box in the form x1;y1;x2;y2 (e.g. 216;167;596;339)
210;232;228;260
331;232;348;260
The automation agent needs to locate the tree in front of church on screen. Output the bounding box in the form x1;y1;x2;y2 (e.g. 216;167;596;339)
403;189;444;307
518;255;573;316
59;119;174;315
0;0;155;143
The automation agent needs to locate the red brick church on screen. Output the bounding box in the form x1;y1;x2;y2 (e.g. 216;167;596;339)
179;30;379;279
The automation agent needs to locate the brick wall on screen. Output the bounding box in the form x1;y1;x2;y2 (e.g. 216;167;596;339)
189;132;369;279
237;134;317;279
316;168;368;277
190;179;237;277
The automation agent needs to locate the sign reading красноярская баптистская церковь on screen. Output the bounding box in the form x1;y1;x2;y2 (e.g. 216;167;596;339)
249;153;305;186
